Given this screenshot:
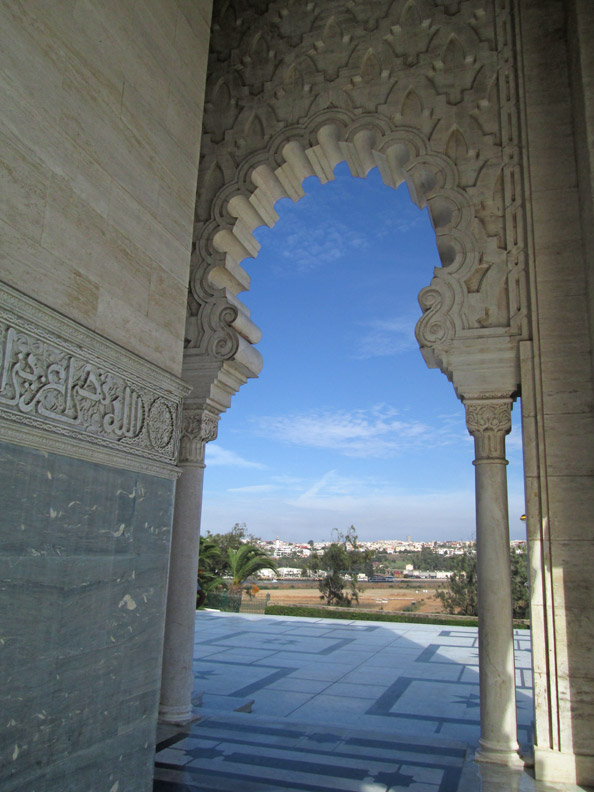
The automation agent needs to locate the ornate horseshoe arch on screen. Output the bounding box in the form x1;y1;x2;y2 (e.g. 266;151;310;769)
185;0;530;415
187;113;527;411
185;0;531;413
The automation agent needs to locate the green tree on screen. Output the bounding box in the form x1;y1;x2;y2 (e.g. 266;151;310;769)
437;545;530;619
317;526;372;607
204;523;253;556
394;549;459;573
306;551;321;576
436;550;478;615
197;535;226;595
318;542;358;606
226;544;277;590
510;545;529;619
198;524;269;604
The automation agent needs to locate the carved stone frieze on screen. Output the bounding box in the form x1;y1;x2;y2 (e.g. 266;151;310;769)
0;283;189;479
465;398;512;461
178;409;219;465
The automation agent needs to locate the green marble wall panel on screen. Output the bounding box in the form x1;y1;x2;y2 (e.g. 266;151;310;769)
0;441;175;792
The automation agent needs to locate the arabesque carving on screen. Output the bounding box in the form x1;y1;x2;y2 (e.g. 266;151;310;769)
190;0;529;401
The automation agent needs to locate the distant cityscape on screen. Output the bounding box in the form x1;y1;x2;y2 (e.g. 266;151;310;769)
256;537;527;557
252;537;527;580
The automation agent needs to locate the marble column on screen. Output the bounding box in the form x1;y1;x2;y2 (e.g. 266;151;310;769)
465;398;523;766
159;408;218;723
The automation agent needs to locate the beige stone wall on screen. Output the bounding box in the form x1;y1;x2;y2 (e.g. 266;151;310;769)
0;3;212;789
519;0;594;782
0;0;212;376
567;0;594;384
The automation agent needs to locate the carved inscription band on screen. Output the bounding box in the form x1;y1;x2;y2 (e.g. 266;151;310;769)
0;283;189;479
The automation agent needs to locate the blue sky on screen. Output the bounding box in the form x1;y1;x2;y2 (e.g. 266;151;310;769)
201;164;526;543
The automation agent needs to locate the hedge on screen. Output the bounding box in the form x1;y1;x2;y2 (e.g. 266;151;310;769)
264;604;530;630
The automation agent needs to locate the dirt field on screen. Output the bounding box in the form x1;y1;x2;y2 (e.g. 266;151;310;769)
262;581;447;614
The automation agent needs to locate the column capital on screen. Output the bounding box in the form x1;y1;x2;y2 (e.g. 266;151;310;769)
464;397;512;461
178;408;219;466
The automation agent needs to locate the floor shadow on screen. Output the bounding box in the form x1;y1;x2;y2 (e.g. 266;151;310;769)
153;612;533;791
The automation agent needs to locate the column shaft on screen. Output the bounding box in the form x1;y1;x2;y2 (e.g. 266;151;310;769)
159;463;205;723
466;398;523;766
159;409;218;724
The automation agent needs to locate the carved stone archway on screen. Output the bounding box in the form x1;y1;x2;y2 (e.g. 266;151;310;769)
189;110;527;399
161;0;532;770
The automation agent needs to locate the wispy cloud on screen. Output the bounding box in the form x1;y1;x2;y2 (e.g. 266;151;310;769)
227;484;279;494
353;317;417;359
203;453;525;543
205;445;266;469
261;218;368;274
252;404;458;458
289;487;473;517
376;205;425;238
202;484;485;542
299;470;364;500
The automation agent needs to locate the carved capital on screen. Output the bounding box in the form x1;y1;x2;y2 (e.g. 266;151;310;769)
178;409;219;465
464;398;512;461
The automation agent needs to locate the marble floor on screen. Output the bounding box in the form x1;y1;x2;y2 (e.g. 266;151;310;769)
153;612;587;792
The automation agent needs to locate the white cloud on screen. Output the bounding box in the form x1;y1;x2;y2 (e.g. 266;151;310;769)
271;474;308;487
202;456;526;543
227;484;279;494
353;317;418;359
202;486;480;543
252;405;457;458
205;445;266;469
299;470;364;500
376;206;425;238
264;219;368;274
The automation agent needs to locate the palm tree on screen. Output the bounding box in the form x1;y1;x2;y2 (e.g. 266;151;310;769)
226;544;277;590
197;536;227;596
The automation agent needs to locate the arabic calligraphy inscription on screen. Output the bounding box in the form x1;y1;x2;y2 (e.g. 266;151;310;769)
0;324;177;461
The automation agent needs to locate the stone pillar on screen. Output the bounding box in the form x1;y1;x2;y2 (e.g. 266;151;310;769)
159;408;218;724
465;398;523;767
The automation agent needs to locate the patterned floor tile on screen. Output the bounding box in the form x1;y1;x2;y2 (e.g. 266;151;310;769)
154;613;536;791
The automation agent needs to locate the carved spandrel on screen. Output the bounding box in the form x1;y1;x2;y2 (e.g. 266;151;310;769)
202;0;502;149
